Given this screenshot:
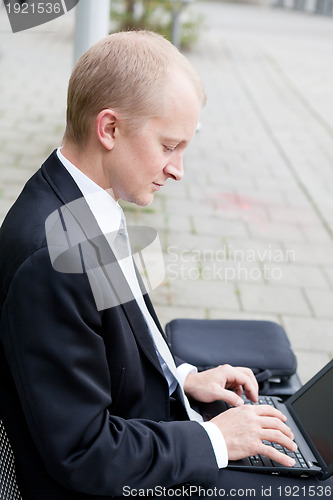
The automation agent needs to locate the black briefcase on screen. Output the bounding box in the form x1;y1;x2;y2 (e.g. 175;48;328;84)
166;318;301;396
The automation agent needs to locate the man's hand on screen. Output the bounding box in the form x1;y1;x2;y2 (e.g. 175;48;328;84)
211;404;297;467
183;364;296;467
183;364;259;407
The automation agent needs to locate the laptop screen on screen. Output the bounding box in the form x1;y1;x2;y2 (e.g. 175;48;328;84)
288;361;333;473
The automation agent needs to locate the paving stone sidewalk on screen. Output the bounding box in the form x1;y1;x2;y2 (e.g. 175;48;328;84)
0;1;332;383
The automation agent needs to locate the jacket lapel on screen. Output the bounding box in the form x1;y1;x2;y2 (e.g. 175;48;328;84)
121;300;163;375
41;150;164;375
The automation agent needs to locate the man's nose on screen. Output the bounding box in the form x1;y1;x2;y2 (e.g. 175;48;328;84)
164;153;184;181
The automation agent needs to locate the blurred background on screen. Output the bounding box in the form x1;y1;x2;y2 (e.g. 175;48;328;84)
0;0;333;383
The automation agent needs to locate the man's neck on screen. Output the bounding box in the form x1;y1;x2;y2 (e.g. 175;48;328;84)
61;140;111;192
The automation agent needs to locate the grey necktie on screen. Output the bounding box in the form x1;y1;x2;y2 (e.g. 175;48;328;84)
114;212;203;422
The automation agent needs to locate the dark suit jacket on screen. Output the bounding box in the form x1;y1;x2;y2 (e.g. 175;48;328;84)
0;151;218;499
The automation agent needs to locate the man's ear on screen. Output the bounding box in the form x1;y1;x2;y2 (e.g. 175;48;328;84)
95;109;118;151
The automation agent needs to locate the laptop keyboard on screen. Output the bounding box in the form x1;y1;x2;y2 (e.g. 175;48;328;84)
243;396;309;469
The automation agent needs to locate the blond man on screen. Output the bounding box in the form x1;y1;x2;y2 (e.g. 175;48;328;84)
0;31;297;499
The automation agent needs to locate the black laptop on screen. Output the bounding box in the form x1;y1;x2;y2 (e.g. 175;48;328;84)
202;359;333;480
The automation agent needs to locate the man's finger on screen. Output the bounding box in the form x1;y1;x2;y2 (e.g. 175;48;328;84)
254;404;288;422
260;416;294;440
233;385;244;398
219;389;244;407
233;366;259;402
222;365;259;402
236;366;258;387
260;445;296;467
261;429;296;452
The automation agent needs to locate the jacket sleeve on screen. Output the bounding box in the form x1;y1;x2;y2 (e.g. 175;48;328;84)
1;247;219;496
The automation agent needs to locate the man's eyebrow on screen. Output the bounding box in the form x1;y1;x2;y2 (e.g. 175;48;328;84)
161;137;188;146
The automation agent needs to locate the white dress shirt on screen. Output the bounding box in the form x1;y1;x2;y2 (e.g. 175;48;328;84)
56;148;228;468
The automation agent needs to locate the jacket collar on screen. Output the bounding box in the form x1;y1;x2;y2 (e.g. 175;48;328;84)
41;150;84;206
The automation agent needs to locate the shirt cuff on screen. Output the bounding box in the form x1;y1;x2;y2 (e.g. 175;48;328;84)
176;363;198;389
199;421;229;469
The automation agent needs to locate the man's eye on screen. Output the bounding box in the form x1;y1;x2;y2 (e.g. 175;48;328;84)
163;145;175;152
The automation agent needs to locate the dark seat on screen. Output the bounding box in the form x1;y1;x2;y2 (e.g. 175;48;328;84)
0;418;22;500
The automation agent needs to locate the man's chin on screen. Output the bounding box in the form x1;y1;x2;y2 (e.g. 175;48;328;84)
121;193;154;207
140;196;154;207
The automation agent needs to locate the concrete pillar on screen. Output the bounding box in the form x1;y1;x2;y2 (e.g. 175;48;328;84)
73;0;111;65
170;0;193;49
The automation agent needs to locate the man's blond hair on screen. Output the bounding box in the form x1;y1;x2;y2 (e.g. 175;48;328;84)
64;30;206;146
